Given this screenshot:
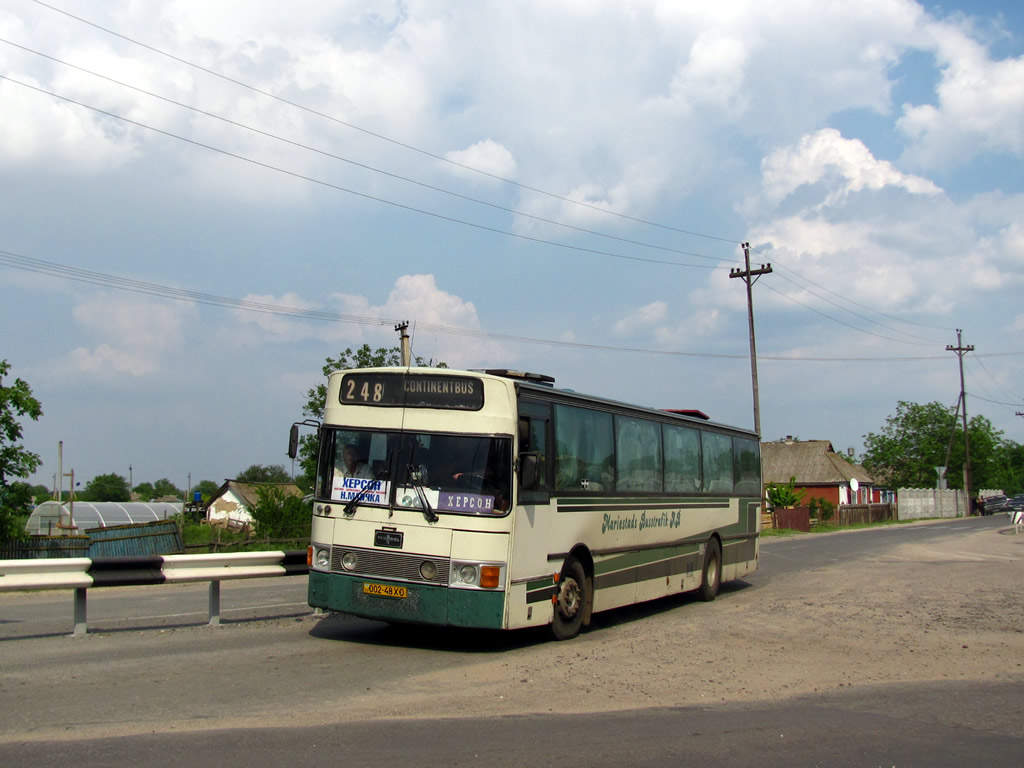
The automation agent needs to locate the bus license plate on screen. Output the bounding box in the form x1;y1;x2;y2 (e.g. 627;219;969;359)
362;582;408;599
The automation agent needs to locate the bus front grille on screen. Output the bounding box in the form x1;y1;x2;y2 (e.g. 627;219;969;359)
330;545;451;586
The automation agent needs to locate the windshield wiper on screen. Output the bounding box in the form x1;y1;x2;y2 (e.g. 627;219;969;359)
407;463;438;523
343;454;391;516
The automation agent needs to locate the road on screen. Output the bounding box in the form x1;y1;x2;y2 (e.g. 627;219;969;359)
1;515;1021;766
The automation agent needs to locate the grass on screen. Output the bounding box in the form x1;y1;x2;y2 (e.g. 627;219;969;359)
180;521;309;553
764;517;946;536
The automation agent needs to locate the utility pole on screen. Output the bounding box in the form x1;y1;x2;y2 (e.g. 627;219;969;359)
729;243;772;436
946;329;974;506
395;321;411;367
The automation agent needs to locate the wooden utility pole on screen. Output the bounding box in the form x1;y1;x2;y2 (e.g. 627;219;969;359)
946;329;974;503
729;243;772;436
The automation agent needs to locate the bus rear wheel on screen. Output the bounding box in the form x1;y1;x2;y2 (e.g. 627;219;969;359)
697;539;721;602
551;556;587;640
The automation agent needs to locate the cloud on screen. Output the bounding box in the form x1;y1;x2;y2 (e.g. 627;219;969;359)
756;129;941;210
68;296;195;377
612;301;668;337
898;18;1024;168
444;139;517;180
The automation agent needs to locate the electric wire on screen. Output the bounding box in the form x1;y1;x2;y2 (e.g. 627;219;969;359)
1;249;992;363
30;0;740;245
0;74;723;272
0;37;734;266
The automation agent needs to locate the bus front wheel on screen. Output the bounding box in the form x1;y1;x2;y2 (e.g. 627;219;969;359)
551;556;587;640
697;539;721;602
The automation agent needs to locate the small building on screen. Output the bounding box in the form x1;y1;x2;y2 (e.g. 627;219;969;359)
761;439;877;507
205;480;304;527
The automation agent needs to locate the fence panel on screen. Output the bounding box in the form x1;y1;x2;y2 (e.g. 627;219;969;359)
838;504;894;526
87;520;184;557
0;536;90;559
772;506;811;532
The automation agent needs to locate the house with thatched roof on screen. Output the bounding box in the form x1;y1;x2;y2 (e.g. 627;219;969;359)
205;480;304;528
761;439;877;507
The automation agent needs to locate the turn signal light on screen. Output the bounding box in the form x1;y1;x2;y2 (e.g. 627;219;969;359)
306;545;313;566
480;565;501;589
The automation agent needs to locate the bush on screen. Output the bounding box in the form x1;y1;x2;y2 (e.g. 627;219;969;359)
766;476;806;509
808;496;836;522
250;485;311;540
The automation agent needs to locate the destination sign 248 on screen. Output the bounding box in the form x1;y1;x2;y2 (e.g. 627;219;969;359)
340;373;484;410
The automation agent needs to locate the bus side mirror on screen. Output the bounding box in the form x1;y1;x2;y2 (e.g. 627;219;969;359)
519;452;539;489
287;424;300;459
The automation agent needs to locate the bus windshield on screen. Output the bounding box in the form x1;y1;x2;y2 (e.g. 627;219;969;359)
319;428;512;515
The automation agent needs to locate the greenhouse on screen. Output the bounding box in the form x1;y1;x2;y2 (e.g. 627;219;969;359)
25;500;182;536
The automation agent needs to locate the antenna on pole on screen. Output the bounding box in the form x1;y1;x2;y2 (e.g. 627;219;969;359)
729;242;772;436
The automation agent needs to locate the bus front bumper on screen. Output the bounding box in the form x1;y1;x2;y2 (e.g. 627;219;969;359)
308;570;505;629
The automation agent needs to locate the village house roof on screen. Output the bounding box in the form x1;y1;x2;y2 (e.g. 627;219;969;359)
208;480;304;510
761;440;874;486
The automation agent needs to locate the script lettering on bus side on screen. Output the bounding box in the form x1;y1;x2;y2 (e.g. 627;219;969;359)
602;510;682;534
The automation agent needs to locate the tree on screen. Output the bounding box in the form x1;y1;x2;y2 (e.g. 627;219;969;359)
192;479;220;504
81;473;131;502
1;360;43;540
153;477;183;499
249;485;310;539
766;476;806;509
296;345;446;487
133;481;156;500
236;464;291;483
861;400;1019;492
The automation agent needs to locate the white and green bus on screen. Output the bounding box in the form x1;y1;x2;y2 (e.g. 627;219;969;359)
295;367;761;640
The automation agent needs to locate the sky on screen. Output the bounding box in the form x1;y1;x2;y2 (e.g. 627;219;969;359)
1;0;1023;494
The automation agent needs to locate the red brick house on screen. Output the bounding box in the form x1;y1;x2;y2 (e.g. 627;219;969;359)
761;439;878;507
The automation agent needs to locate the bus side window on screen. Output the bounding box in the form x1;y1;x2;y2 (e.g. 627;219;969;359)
518;415;550;497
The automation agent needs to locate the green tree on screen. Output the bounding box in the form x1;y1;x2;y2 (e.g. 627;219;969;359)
249;485;310;539
81;473;131;502
133;481;156;500
296;345;446;487
862;400;1019;492
152;477;183;498
1;360;43;540
766;476;806;509
236;464;291;483
192;479;220;504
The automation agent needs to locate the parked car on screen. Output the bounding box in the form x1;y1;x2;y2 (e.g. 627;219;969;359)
983;495;1009;515
1004;495;1024;518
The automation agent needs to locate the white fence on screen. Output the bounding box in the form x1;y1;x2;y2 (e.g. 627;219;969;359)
897;488;969;520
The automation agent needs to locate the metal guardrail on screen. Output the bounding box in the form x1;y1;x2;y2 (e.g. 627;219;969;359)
0;550;309;635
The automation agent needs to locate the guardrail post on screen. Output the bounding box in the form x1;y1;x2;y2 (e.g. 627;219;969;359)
73;587;88;636
208;581;221;626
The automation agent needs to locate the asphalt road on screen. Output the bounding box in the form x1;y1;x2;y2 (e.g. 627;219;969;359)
1;515;1020;767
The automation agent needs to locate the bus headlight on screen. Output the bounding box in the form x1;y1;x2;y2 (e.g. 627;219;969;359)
341;551;358;571
459;564;478;585
315;548;330;568
419;561;438;580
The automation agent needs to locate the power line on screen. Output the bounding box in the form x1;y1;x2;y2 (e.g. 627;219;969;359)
3;248;1005;363
0;74;724;272
0;37;735;267
30;0;740;245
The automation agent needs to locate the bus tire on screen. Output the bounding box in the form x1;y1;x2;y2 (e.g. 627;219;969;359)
551;556;587;640
698;539;721;602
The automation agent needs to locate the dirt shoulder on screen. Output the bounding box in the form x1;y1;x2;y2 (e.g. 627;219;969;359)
337;521;1024;720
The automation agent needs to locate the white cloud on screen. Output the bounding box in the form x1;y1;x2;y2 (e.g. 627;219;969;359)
757;129;941;210
68;296;195;377
612;301;668;337
898;18;1024;168
444;139;517;180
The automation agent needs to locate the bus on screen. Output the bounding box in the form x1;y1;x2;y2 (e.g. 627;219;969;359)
293;367;761;640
